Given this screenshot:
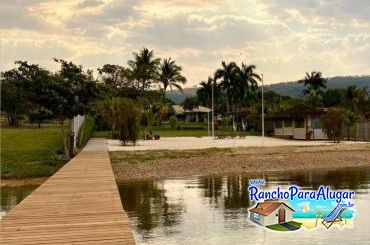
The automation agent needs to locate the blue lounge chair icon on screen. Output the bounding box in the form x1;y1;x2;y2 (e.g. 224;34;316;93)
322;205;346;229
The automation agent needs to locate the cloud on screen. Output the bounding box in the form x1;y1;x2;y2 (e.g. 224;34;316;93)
0;0;46;29
1;0;369;85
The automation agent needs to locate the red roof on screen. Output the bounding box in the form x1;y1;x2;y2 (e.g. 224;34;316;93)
249;202;294;216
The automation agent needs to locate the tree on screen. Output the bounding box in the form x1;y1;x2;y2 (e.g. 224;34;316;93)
0;68;29;126
239;63;260;106
345;86;368;114
298;71;327;107
44;59;99;159
323;88;346;107
182;97;199;111
214;61;240;112
344;109;359;140
98;64;132;97
322;108;346;143
97;97;122;138
127;48;160;94
140;109;155;139
12;61;55;128
157;58;186;98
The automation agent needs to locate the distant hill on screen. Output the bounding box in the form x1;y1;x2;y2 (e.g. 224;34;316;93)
166;75;370;102
166;87;199;103
265;76;370;98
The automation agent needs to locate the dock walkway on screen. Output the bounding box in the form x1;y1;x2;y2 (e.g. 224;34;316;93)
1;138;135;244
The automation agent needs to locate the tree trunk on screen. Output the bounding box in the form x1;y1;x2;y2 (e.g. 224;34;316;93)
60;120;70;160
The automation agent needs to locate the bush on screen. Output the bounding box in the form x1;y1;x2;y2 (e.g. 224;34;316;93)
221;117;231;131
322;108;346;143
169;116;178;130
116;99;140;146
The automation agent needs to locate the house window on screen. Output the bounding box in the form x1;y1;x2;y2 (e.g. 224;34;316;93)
312;117;322;129
294;119;305;128
284;120;292;127
275;120;282;128
253;213;260;220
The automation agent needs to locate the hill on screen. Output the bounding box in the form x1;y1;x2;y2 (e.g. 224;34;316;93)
166;76;370;102
265;75;370;98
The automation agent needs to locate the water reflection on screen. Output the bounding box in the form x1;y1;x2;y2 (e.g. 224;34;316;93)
117;167;370;245
117;180;185;238
1;184;38;219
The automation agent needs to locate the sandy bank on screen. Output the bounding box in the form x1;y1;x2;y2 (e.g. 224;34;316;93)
111;144;370;181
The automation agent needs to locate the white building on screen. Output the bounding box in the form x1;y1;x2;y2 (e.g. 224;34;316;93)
172;105;211;122
270;108;328;140
249;202;295;226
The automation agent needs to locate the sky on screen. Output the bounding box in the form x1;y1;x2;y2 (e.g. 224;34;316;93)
1;0;370;86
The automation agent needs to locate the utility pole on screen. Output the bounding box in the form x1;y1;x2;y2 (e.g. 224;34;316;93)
212;80;215;137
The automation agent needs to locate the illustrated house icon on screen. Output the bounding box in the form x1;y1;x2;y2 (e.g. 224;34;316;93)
249;202;295;226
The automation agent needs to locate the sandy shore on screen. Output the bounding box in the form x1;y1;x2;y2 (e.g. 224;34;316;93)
111;143;370;181
107;136;366;151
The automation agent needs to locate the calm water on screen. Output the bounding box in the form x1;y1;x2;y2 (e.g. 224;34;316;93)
0;184;39;218
117;167;370;245
2;167;370;244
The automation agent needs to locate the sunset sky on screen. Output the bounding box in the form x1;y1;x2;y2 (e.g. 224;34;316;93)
1;0;370;86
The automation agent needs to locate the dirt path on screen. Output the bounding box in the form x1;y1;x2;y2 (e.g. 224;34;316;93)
111;144;370;181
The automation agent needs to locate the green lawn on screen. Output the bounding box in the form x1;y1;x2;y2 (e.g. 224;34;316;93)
266;221;302;231
93;122;262;138
1;126;66;179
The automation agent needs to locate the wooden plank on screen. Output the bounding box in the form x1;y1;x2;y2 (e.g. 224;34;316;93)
0;138;136;244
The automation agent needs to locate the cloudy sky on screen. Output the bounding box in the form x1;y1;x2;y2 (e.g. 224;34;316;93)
1;0;369;86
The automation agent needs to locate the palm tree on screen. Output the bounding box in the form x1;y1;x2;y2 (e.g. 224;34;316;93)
240;63;261;106
157;58;186;98
214;61;240;112
127;47;160;94
197;77;213;108
298;71;327;107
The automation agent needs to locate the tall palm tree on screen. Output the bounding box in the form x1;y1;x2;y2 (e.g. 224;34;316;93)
197;77;213;108
157;58;186;98
214;61;240;112
127;47;160;94
240;63;261;106
299;71;327;107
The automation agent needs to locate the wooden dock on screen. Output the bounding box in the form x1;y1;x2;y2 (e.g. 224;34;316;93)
0;138;135;244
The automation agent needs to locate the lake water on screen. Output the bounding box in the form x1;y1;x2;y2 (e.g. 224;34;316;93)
1;184;39;219
2;167;370;244
117;167;370;245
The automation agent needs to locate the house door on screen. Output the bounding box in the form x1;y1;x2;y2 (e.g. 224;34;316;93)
278;208;285;223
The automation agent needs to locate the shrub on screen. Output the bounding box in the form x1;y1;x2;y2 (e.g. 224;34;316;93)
116;99;141;146
322;108;346;143
221;117;230;131
169;115;178;130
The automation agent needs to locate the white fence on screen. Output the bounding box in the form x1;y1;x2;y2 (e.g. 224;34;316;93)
72;115;85;150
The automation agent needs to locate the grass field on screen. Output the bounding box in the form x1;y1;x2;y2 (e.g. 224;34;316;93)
93;122;262;138
1;125;66;179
